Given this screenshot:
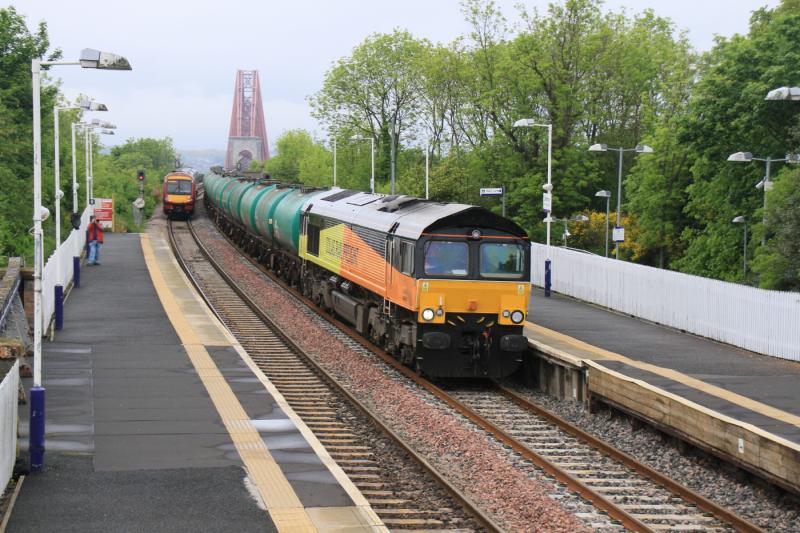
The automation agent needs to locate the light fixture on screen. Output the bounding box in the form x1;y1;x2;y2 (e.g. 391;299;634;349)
422;308;435;321
732;215;745;223
510;310;524;324
765;87;800;101
79;48;132;70
588;143;608;152
595;190;611;198
727;151;753;162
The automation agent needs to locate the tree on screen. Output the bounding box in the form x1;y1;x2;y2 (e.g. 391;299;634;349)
672;1;800;281
751;167;800;290
0;7;61;259
309;30;425;185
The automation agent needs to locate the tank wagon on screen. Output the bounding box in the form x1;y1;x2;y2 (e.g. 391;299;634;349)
204;171;531;378
162;170;197;219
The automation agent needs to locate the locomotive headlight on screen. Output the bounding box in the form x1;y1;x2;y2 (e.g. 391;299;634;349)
502;310;510;318
510;310;524;324
422;308;435;321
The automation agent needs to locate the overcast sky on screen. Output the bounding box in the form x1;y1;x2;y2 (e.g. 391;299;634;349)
9;0;778;151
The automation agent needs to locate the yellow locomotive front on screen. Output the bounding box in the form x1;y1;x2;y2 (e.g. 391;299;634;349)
414;230;531;378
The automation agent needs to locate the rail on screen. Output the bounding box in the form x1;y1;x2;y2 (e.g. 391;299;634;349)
168;219;503;533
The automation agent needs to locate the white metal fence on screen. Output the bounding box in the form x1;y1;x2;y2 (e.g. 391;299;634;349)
531;243;800;362
41;208;90;329
0;359;20;490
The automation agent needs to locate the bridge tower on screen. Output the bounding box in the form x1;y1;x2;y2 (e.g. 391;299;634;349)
225;70;270;170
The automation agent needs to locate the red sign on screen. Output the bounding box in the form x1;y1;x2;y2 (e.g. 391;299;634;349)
94;197;114;230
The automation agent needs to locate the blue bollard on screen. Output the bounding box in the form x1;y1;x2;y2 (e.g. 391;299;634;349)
73;256;80;288
544;259;552;297
54;285;63;331
29;386;46;472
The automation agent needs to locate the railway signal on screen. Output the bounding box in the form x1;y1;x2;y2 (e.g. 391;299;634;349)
137;170;145;182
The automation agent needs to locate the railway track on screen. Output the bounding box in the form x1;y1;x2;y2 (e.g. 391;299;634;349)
442;384;766;533
196;199;767;533
166;218;496;532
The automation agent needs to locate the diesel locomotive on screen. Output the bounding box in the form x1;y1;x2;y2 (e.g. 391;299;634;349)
204;171;531;378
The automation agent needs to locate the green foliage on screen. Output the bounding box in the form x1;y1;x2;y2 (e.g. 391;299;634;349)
751;167;800;289
0;7;61;259
672;2;800;282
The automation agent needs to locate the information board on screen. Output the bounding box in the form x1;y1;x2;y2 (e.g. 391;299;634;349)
480;187;504;196
94;197;114;230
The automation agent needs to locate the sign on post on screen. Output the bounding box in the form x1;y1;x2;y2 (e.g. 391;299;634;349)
542;192;552;212
94;197;114;230
480;187;504;196
612;226;625;242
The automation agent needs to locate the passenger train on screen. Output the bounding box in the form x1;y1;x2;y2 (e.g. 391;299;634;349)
162;170;198;219
204;171;531;378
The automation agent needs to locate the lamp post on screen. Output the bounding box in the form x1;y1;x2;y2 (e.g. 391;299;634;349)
732;215;748;278
513;119;553;296
350;135;375;194
727;151;798;245
425;142;430;200
30;48;130;472
332;137;337;188
595;190;611;257
588;143;653;259
56;100;107;243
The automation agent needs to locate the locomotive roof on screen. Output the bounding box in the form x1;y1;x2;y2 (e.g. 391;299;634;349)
307;188;526;240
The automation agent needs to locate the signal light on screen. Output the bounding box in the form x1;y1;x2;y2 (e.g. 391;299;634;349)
137;170;145;181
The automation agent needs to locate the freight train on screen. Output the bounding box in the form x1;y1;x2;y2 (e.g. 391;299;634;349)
204;171;531;378
162;170;197;219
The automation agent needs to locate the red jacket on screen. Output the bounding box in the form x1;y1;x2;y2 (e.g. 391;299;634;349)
87;222;104;243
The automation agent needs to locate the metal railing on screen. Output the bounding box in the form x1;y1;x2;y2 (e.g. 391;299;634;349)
531;243;800;361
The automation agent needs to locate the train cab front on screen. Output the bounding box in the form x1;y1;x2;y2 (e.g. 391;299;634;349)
414;219;531;379
163;177;195;218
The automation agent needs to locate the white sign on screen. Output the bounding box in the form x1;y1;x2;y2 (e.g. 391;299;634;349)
132;197;145;209
480;187;504;196
612;226;625;242
542;192;552;212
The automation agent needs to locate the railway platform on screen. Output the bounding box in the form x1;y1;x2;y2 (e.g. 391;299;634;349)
9;230;385;532
525;287;800;494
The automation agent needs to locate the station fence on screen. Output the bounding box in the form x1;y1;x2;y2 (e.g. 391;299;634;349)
0;359;19;491
41;208;90;330
531;243;800;362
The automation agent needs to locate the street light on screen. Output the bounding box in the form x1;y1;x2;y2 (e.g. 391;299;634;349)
425;141;430;200
332;138;337;187
765;86;800;101
30;47;130;471
55;100;107;247
727;151;799;245
553;214;588;247
588;143;654;259
732;215;748;278
595;190;611;257
350;135;375;194
513;118;553;296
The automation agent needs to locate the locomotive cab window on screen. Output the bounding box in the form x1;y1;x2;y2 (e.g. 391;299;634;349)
397;240;414;275
480;242;524;279
424;241;468;277
167;180;193;194
307;221;321;256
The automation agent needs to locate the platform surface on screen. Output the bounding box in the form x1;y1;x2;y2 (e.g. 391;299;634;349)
525;287;800;446
11;230;383;532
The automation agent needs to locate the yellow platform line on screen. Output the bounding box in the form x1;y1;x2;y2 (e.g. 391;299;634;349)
140;234;317;532
526;320;800;430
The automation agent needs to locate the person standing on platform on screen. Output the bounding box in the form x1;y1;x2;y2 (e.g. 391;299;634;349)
87;216;104;265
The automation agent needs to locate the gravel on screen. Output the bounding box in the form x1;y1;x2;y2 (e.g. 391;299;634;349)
504;384;800;533
191;210;595;533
